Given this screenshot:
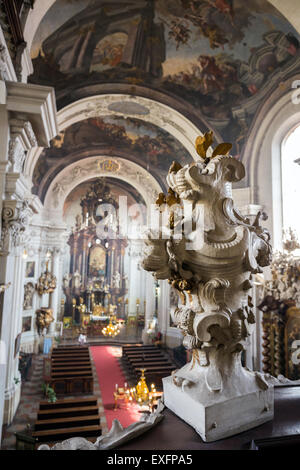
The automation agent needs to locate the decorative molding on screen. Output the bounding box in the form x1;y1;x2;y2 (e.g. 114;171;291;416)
58;94;201;157
19;43;33;83
1;198;33;250
6;81;58;147
8;116;37;173
0;41;9;80
44;156;162;214
25;93;205;181
0;26;17;81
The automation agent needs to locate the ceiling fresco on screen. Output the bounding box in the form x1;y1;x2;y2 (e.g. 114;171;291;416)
29;0;300;179
32;115;193;201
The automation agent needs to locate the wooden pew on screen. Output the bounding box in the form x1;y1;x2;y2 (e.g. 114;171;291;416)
124;350;164;357
32;424;101;443
51;365;92;372
122;345;177;390
39;396;98;410
129;360;172;368
51;352;90;357
51;361;91;367
123;346;158;354
46;347;94;395
125;352;165;359
32;397;101;445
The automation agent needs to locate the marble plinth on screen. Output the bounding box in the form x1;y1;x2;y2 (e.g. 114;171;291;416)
163;375;274;442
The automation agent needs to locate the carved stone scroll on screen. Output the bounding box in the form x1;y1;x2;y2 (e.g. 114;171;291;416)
142;132;274;442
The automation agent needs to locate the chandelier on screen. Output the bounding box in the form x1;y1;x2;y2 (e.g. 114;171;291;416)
102;315;120;337
129;369;157;405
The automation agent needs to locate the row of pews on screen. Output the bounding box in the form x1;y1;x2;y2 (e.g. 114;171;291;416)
30;346;99;448
31;396;101;447
122;344;177;389
44;346;93;395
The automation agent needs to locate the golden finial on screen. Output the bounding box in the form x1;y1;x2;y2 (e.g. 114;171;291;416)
195;131;232;163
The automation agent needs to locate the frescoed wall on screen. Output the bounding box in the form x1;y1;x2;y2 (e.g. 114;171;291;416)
32;116;192;200
29;0;300;163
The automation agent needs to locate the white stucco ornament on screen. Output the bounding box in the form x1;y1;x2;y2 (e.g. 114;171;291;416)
142;132;274;442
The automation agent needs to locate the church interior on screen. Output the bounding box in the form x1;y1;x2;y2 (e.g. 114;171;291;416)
1;0;300;452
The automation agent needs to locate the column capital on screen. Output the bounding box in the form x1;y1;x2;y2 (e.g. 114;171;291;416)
1;198;34;251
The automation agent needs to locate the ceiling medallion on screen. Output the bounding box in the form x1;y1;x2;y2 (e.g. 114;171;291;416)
97;159;120;173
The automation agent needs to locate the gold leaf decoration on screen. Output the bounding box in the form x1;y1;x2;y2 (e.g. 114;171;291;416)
169;161;183;173
195;131;233;162
166;188;180;207
195;131;213;158
156;193;166;207
211;143;232;158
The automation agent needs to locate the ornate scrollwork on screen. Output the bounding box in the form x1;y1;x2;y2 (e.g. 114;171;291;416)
143;131;272;394
1;199;33;250
8;118;38;173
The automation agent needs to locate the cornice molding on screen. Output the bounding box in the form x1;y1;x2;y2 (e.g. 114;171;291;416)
6;81;58;146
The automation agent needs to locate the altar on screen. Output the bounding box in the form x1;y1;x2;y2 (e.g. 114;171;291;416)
62;179;128;327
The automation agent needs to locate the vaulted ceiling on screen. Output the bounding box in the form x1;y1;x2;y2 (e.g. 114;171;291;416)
27;0;300;201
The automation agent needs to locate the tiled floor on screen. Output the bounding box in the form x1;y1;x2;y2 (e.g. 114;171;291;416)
1;350;108;450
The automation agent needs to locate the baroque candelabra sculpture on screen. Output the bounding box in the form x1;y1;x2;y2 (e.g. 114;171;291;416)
142;132;273;441
36;260;57;295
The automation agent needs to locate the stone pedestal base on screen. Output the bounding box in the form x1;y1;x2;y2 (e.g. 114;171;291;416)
163;375;274;442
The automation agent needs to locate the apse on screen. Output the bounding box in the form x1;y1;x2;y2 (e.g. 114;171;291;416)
60;177;148;338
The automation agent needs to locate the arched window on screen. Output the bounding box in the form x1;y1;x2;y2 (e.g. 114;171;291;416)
281;125;300;248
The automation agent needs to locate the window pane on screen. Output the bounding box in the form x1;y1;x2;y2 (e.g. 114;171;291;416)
281;126;300;251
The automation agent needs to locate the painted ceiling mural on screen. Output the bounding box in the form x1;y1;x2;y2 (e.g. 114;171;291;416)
29;0;300;179
32;115;192;200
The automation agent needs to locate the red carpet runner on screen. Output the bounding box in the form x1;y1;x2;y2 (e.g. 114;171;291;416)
90;346;141;430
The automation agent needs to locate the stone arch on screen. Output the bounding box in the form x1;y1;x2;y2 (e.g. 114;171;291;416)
24;93;206;180
43;156;163;222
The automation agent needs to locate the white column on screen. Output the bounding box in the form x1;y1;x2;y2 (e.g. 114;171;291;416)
49;247;61;331
142;272;155;344
158;280;170;342
0;77;58;446
128;256;139;315
4;250;24;424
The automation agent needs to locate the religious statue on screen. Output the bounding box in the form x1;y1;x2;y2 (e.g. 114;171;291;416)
78;297;87;316
23;282;34;310
75;214;82;231
63;273;71;289
36;261;57;295
142;132;273;442
36;308;54;335
112;272;121;289
72;270;81;289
